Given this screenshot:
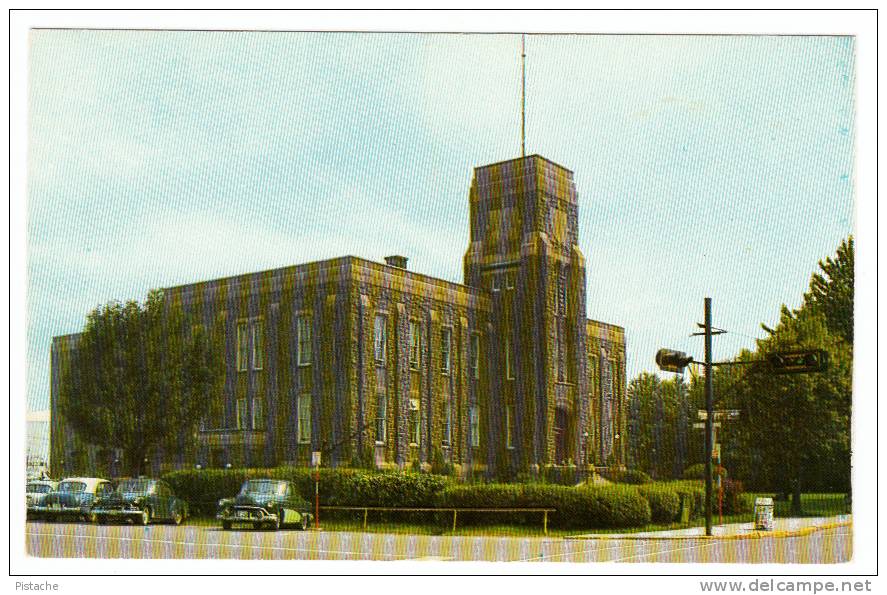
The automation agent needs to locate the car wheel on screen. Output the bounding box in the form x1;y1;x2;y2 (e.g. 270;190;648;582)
252;522;262;530
300;515;309;531
222;521;232;531
172;509;183;526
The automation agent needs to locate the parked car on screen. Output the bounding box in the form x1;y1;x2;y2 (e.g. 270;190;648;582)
91;478;189;526
38;477;113;522
26;480;57;520
217;479;313;531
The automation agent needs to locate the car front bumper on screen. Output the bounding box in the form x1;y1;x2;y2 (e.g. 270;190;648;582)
33;504;89;518
91;506;145;521
217;507;278;524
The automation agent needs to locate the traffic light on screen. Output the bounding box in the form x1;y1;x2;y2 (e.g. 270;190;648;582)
766;349;829;374
655;348;694;373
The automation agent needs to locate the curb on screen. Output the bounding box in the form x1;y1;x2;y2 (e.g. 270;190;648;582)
564;519;852;541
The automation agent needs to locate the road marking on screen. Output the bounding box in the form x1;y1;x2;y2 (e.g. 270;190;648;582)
608;539;719;563
513;538;632;563
25;529;413;560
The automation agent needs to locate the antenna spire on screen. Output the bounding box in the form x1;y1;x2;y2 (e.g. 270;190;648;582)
521;33;526;158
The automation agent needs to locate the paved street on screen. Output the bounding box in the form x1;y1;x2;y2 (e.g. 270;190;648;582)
25;521;851;563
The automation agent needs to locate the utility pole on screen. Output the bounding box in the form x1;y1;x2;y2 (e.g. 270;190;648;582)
704;297;714;537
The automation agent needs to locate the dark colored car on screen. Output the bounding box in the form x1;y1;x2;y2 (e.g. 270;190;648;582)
217;479;313;531
91;478;189;525
38;477;114;522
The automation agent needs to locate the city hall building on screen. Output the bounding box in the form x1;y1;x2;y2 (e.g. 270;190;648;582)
50;155;626;477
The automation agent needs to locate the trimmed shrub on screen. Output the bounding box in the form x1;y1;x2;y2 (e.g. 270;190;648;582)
602;469;652;485
437;483;651;530
682;464;706;480
637;486;682;523
162;467;449;517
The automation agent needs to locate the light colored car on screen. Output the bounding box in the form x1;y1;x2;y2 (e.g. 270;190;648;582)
26;480;57;519
36;477;113;522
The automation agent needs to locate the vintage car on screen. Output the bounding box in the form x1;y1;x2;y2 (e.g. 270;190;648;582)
26;480;57;520
37;477;114;522
91;478;189;525
217;479;313;531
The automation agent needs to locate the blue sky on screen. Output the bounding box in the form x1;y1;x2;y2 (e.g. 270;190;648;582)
28;31;854;417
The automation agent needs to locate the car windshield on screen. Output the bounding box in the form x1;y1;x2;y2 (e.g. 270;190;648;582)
27;483;52;493
58;481;86;493
240;480;286;496
116;479;154;494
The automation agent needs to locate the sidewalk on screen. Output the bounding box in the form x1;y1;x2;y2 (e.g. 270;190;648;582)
566;514;852;541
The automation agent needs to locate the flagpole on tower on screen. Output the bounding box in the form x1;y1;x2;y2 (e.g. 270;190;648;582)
521;33;526;158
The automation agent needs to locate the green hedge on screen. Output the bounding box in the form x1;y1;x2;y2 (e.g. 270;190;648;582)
437;483;651;529
162;467;448;516
602;469;653;485
637;485;682;523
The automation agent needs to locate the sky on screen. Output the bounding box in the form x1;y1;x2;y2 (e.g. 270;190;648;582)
27;31;855;426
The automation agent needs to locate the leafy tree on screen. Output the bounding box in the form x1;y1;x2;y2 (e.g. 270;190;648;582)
60;289;223;476
804;236;854;345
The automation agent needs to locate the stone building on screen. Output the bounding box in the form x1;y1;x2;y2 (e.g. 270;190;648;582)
50;155;626;478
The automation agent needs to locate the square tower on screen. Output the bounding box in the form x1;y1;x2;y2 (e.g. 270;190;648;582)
464;155;590;471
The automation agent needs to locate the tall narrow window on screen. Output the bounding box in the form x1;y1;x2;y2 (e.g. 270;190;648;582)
297;316;312;365
558;268;567;315
470;333;480;380
469;405;480;447
251;320;264;370
505;271;515;290
505;336;514;380
252;397;264;430
297;394;312;444
491;274;500;292
236;398;247;430
374;315;387;362
409;320;420;368
443;396;452;446
375;394;387;443
236;322;249;371
409;399;420;446
441;328;451;374
505;404;515;449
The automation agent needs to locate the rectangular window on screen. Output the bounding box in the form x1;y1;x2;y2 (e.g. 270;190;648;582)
505;405;515;449
441;328;451;374
558;269;567;315
505;336;514;380
409;399;420;446
236;398;247;430
443;397;452;446
374;314;387;362
469;405;480;447
409;320;420;368
470;333;480;380
505;271;515;290
298;394;312;444
297;316;312;365
251;320;264;370
375;394;387;443
491;274;500;292
236;322;249;371
252;397;264;430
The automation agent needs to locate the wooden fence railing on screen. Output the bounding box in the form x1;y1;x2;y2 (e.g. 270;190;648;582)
318;506;556;534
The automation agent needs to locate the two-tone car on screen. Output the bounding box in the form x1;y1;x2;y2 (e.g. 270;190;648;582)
26;480;58;520
38;477;114;522
217;479;313;531
91;478;189;525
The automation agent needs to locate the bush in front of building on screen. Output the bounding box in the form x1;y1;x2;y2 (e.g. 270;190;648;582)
636;485;682;523
437;483;651;530
162;466;450;517
601;468;653;485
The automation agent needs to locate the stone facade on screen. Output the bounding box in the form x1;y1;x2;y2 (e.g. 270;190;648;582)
50;155;626;478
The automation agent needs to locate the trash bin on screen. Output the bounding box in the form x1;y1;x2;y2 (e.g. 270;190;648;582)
754;497;774;531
